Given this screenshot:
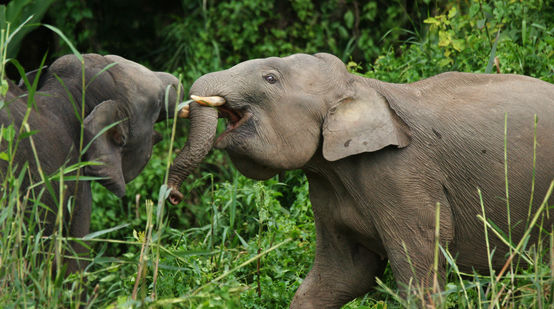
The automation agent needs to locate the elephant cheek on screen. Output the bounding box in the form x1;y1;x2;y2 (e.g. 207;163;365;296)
85;157;126;197
229;152;278;180
122;146;152;182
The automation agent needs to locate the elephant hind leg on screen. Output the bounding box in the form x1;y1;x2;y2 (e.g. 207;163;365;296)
290;241;387;309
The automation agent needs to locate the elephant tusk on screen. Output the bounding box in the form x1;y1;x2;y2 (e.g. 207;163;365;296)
178;105;190;118
190;95;226;107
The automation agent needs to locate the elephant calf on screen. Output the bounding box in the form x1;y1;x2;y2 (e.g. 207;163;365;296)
169;53;553;307
1;54;186;273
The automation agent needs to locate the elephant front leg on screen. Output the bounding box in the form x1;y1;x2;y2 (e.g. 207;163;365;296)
385;233;445;297
292;173;388;308
290;229;386;309
380;206;453;302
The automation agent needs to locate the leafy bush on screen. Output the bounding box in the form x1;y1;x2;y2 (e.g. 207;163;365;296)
161;0;448;85
365;0;553;83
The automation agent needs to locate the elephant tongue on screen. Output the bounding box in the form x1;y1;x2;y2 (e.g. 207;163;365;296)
219;106;241;126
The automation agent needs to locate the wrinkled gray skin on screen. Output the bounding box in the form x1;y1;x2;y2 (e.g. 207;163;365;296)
167;102;218;204
0;54;183;273
181;53;554;308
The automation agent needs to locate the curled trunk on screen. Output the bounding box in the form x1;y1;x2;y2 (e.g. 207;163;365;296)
167;102;218;204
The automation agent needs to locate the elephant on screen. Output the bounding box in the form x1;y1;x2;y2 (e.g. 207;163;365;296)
0;53;191;273
167;53;554;307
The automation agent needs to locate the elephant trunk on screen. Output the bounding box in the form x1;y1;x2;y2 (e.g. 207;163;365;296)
167;102;218;204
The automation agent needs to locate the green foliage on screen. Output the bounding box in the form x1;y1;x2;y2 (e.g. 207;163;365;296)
365;0;553;83
0;41;89;309
0;0;54;59
162;0;446;86
47;0;93;57
146;173;316;308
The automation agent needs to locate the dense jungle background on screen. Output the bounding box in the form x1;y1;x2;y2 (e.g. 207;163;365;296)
1;0;553;307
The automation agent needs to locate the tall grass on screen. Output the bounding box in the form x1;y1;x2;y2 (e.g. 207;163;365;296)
0;20;88;307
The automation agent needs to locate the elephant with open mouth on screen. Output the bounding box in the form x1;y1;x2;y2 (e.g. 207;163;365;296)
168;53;554;308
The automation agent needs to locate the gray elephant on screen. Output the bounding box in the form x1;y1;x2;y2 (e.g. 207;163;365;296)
1;53;187;273
168;53;554;307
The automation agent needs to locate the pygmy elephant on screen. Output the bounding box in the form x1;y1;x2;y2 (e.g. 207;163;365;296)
1;53;188;273
168;53;554;307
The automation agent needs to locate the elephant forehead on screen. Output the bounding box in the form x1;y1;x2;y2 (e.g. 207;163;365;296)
105;55;162;88
283;53;319;65
231;54;319;72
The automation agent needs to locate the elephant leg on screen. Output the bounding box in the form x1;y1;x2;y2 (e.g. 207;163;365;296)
65;182;92;274
291;174;387;308
378;197;453;301
290;226;386;309
383;229;445;295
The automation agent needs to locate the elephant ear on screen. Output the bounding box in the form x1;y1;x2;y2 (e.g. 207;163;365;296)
83;100;129;197
322;86;411;161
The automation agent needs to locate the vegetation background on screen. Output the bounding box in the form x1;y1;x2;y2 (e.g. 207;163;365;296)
0;0;552;308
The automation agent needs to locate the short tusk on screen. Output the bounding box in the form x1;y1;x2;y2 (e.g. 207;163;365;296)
190;95;226;107
178;105;190;118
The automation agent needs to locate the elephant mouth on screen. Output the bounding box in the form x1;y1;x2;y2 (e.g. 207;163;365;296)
218;105;244;128
190;95;251;145
216;104;251;143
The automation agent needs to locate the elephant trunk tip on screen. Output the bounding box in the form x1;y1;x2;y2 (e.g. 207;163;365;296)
168;186;184;205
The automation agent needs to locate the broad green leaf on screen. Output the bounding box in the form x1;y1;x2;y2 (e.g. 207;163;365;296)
100;274;116;282
448;6;457;19
452;39;465;52
2;124;14;141
438;30;451;47
424;17;440;26
344;10;354;29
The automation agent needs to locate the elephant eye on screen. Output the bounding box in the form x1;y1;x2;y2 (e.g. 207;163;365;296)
263;73;277;84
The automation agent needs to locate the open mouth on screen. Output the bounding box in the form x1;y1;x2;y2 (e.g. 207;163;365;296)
190;95;251;142
218;105;250;132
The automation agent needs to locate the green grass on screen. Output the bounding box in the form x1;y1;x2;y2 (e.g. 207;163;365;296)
1;0;553;308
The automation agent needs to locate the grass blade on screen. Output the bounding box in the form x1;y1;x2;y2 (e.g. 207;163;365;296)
83;223;130;240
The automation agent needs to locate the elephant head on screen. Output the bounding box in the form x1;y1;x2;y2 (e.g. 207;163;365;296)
167;53;410;189
38;54;186;197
